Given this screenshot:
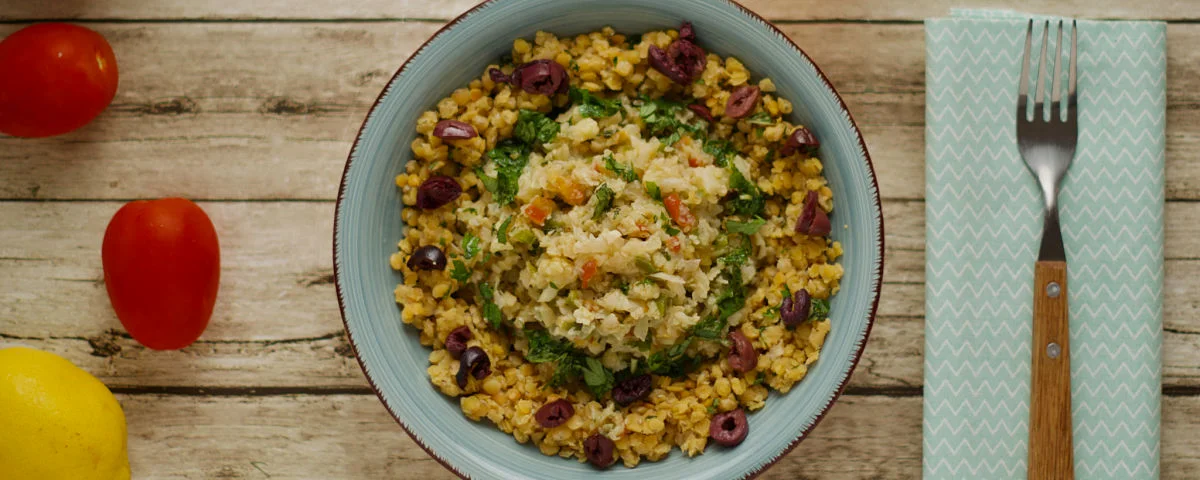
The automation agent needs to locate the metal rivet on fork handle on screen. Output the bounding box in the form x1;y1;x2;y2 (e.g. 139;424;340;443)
1047;343;1061;359
1046;281;1061;298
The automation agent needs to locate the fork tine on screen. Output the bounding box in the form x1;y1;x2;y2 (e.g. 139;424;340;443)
1018;20;1034;119
1034;20;1051;120
1068;20;1078;118
1050;21;1064;119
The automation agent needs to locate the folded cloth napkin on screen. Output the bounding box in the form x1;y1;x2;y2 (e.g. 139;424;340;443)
923;9;1165;479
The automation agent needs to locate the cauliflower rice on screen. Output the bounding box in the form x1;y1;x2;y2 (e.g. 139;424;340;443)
390;24;843;468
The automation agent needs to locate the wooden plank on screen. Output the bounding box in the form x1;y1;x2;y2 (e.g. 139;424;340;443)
110;392;1200;478
116;393;922;479
0;23;1197;201
1;0;1199;22
2;201;1196;390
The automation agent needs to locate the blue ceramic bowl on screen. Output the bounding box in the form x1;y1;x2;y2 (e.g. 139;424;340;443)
335;0;884;477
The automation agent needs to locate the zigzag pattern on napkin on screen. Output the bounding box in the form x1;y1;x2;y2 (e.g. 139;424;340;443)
923;18;1164;479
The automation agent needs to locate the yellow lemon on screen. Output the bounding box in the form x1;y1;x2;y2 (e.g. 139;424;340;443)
0;347;130;480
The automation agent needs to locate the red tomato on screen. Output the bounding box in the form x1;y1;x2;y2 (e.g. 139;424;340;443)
0;23;119;138
663;193;696;233
102;198;220;350
580;259;598;289
522;196;554;226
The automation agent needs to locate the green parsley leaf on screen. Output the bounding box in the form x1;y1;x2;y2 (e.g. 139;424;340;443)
514;109;560;145
541;218;562;234
592;183;615;220
524;329;571;363
462;233;481;259
810;298;831;320
478;282;502;329
497;216;513;244
644;337;698;378
726;218;766;235
482;139;531;206
746;111;773;126
580;357;615;397
449;260;471;282
726;166;766;217
707;398;719;414
702;139;738;168
603;153;638;182
569;87;622;119
637;95;707;149
617;280;631;295
644;181;663;202
482;303;503;329
691;315;727;340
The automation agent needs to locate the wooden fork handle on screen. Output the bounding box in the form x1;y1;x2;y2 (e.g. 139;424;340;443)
1028;260;1074;480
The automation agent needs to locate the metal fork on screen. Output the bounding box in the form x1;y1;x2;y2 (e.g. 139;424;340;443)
1017;19;1078;480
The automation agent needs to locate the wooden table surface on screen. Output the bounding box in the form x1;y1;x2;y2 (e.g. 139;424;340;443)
1;1;1197;478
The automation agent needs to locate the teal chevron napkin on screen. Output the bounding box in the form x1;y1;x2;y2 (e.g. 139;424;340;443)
923;10;1165;479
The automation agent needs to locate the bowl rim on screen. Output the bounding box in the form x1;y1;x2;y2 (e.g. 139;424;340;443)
333;0;885;477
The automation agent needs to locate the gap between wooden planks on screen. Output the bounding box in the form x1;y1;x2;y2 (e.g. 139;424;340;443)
0;23;1196;201
1;0;1200;22
2;201;1196;390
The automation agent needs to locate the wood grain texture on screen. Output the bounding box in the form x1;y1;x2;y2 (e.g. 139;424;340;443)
2;201;1197;390
0;6;1193;478
1027;261;1073;480
0;24;1198;201
112;393;1200;479
2;0;1200;21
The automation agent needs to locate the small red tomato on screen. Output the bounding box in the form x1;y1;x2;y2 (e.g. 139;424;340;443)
0;23;119;138
102;198;220;350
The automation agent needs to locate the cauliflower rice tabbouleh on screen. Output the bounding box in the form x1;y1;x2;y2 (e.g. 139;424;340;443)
390;21;843;469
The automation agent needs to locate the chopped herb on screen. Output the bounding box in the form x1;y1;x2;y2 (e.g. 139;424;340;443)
510;229;536;245
569;59;580;71
644;182;663;202
631;331;654;351
612;57;619;66
702;139;738;168
726;218;766;235
691;314;727;340
541;218;563;234
461;207;478;215
497;216;513;244
480;139;531;206
450;260;471;282
635;256;658;274
637;95;706;148
570;87;622;119
752;372;766;385
746;111;773;126
707;398;719;414
644;337;698;378
549;281;559;289
592;183;615;220
479;282;502;329
755;128;764;138
462;233;481;259
580;357;615;397
524;329;614;397
513;109;560;145
603;153;638;182
726;165;766;217
617;280;631;295
810;298;831;320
